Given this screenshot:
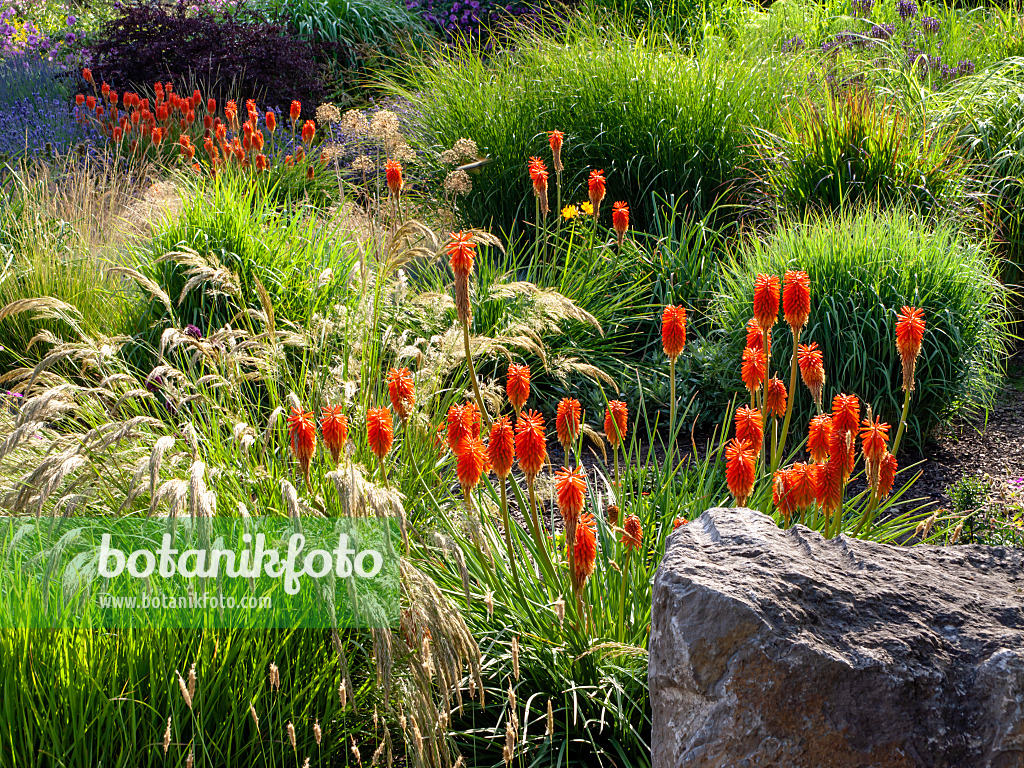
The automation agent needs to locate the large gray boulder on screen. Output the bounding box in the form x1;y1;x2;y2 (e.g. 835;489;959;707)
649;507;1024;768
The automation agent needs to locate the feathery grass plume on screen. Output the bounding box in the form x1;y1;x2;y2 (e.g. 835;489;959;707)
187;662;196;701
734;406;764;448
587;169;606;217
797;342;826;411
288;721;297;751
320;406;349;467
506;364;531;414
186;751;193;768
176;669;193;709
163;717;171;754
386;368;415;421
287;407;317;489
511;635;520;681
555;398;581;460
725;438;756;506
249;702;259;736
612;202;629;247
547;698;555;736
765;377;787;418
313;720;322;746
807;414;833;463
269;662;281;692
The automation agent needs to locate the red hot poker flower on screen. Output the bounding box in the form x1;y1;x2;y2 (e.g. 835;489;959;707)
548;130;564;172
572;512;597;590
773;469;796;521
878;451;897;498
287;407;317;481
555;398;582;451
807;414;833;463
765;376;788;418
366;407;394;459
753;273;780;332
456;438;490;495
895;306;926;392
725;438;756;507
789;462;816;508
447;231;476;277
301;120;315;144
860;416;890;490
734;406;764;448
290;100;301;123
506;364;531;413
831;393;861;435
320;406;349;466
783;270;811;332
741;346;767;393
555;466;586;535
612;202;629;246
266;111;276;133
604;400;629;449
386;367;415;421
588;169;606;216
746;317;770;352
515;410;547;481
385;159;403;196
662;305;687;361
487;416;515;478
797;342;826;410
621;514;643;552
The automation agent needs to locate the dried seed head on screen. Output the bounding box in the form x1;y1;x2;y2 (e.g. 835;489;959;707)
546;699;554;736
503;718;516;765
249;701;259;735
287;721;297;750
176;669;192;709
269;662;280;691
553;597;565;628
484;590;494;620
950;519;964;545
302;758;310;768
163;717;171;754
444;169;472;196
351;737;362;766
187;662;196;701
186;751;194;768
511;636;520;681
339;680;348;708
452;138;478;160
314;719;322;746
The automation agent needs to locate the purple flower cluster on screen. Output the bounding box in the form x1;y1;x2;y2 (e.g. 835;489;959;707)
851;0;874;16
907;48;976;83
897;0;917;21
781;36;805;53
921;16;940;34
0;8;79;59
405;0;542;43
871;23;896;40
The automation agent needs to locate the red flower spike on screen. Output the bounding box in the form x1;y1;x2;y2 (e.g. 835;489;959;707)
797;342;826;410
487;416;515;479
741;346;767;393
555;398;582;451
878;451;897;499
588;169;606;216
456;438;490;495
320;406;349;466
612;202;629;245
621;514;643;552
807;414;833;463
366;407;394;460
515;410;547;482
895;306;926;392
604;400;629;449
783;270;811;332
385;159;403;196
301;119;315;144
725;438;756;507
662;305;687;361
753;274;780;333
572;513;597;590
765;376;787;418
286;407;317;480
506;364;531;413
734;406;764;448
555;466;587;535
386;367;415;421
831;393;861;435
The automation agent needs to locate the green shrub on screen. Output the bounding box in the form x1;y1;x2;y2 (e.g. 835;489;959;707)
392;17;784;235
753;93;963;217
263;0;428;52
706;209;1007;448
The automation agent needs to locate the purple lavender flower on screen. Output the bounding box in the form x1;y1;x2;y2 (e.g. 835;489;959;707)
897;0;917;20
921;15;939;34
851;0;873;15
184;324;203;340
871;23;896;40
781;36;805;53
67;15;77;25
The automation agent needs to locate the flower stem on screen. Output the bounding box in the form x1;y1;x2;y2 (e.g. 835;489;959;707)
774;328;802;473
617;549;631;643
527;479;556;580
668;357;677;469
500;479;521;591
463;317;490;429
891;387;913;457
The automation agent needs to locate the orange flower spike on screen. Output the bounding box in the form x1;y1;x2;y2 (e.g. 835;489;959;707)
817;450;846;513
831;393;861;435
266;111;276;133
621;514;643;552
765;376;787;418
807;414;833;463
515;410;547;482
661;305;687;361
604;400;629;449
254;153;268;171
83;68;93;83
790;462;817;508
745;318;770;352
446;404;470;454
725;438;756;507
386;367;415;421
860;417;890;466
753;274;781;333
606;503;620;527
555;466;587;531
290;100;301;124
783;270;811;332
506;364;531;413
572;512;598;590
447;230;476;278
385;159;403;196
320;406;349;466
878;451;897;499
588;169;606;216
734;406;764;448
548;130;564;172
612;202;629;246
797;342;826;410
366;407;394;460
529;159;549;216
456;438;490;495
773;469;796;521
895;306;926;391
301;119;315;144
741;346;767;393
487;416;515;478
286;407;317;481
555;398;582;452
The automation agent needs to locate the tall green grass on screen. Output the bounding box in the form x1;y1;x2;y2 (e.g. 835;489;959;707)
707;208;1008;449
391;16;786;234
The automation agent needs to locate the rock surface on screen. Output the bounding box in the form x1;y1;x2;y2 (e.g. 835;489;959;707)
649;507;1024;768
